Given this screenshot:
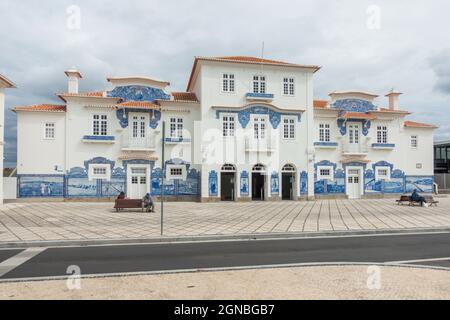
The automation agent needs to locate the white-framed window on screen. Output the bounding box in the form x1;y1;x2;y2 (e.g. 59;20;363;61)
411;135;418;148
319;123;331;142
253;75;266;94
166;165;186;180
282;117;295;139
283;77;295;96
93;114;108;136
318;166;334;180
222;73;235;93
222;115;236;137
253;117;266;139
375;166;390;181
44;122;55;139
377;125;388;144
169;117;183;139
89;164;110;180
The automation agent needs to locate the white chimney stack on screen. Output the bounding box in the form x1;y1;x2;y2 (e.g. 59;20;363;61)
64;67;82;94
385;88;402;110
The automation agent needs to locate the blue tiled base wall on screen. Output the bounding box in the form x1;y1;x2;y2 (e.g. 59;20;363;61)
18;158;201;199
313;160;434;195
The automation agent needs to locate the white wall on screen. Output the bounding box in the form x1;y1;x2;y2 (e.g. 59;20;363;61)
3;177;17;199
16;111;66;174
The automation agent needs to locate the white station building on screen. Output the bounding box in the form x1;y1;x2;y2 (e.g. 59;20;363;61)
12;56;436;201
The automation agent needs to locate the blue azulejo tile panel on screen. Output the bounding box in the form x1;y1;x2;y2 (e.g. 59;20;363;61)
67;177;98;197
240;171;249;197
405;176;434;193
331;99;377;113
271;172;279;195
209;171;218;197
108;85;170;102
82;135;115;141
300;171;308;195
178;169;201;196
101;178;126;197
18;175;65;198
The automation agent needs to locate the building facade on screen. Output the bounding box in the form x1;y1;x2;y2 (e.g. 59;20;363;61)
0;74;16;205
13;56;436;201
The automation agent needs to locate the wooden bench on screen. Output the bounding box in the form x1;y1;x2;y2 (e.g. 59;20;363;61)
114;199;144;212
396;195;439;207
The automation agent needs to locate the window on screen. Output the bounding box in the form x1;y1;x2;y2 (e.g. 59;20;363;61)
375;167;390;181
283;117;295;139
222;73;235;92
169;118;183;139
318;166;333;180
253;117;266;139
253;75;266;94
416;163;423;169
283;77;295;96
377;125;388;144
411;135;418;148
319;123;331;142
89;165;110;180
93;114;108;136
222;115;235;137
44;123;55;139
166;165;186;180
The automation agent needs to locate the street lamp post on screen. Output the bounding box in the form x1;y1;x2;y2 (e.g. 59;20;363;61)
161;121;165;236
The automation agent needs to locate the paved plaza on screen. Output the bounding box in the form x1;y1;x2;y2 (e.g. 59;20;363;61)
1;198;450;244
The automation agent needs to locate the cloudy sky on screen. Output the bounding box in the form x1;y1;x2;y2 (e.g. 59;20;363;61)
1;0;449;167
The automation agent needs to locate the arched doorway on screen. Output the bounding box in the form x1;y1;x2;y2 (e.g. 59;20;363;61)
221;164;236;201
282;164;296;200
252;164;266;201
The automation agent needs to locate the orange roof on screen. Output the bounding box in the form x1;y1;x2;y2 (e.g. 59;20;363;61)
171;92;199;102
12;104;66;112
404;120;437;129
187;56;321;91
340;112;377;120
117;101;160;110
314;100;329;108
57;91;112;102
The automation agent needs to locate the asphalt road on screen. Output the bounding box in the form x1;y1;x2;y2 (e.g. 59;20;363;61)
1;232;450;280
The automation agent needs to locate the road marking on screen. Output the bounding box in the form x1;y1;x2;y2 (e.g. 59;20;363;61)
0;248;46;277
386;257;450;264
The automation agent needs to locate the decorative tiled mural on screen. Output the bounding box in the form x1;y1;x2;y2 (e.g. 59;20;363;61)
405;176;434;193
240;171;249;197
18;175;65;198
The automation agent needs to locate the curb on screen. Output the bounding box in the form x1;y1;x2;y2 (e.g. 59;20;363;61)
1;227;450;249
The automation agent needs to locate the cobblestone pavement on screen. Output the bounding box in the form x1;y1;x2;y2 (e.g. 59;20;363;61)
1;198;450;243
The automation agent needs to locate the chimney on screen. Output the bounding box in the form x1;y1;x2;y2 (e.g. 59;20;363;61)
64;67;82;94
385;88;402;110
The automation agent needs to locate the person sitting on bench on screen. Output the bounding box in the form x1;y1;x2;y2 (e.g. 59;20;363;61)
411;189;429;207
117;191;126;200
142;193;155;212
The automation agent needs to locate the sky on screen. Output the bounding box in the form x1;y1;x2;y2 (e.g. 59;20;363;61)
1;0;450;167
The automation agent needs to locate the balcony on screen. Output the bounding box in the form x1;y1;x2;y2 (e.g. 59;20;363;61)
245;137;276;152
342;141;369;156
121;132;156;152
164;137;192;144
371;143;395;150
314;142;339;149
82;135;115;144
246;92;274;102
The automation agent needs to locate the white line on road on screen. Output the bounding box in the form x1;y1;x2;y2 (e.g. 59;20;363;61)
386;257;450;264
0;248;46;277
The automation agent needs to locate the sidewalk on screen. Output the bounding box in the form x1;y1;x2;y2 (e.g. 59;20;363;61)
1;265;449;299
1;198;450;246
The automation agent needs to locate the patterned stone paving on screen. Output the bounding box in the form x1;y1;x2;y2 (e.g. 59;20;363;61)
1;198;450;243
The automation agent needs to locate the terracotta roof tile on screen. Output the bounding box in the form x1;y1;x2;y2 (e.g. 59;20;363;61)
171;92;199;102
404;120;437;128
314;100;329;108
117;101;160;110
377;108;411;114
340;112;377;120
59;91;104;97
12;104;66;112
